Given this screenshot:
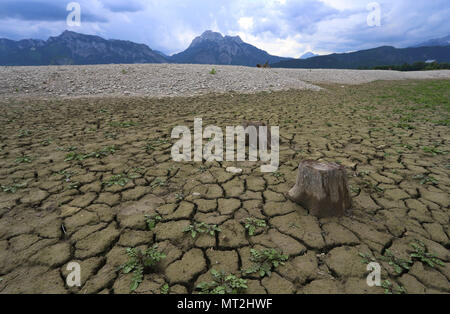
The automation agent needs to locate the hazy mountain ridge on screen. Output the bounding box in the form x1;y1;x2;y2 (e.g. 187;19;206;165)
272;45;450;69
412;35;450;48
0;30;167;66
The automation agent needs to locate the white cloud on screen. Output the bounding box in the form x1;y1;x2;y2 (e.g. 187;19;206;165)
1;0;449;57
238;17;254;31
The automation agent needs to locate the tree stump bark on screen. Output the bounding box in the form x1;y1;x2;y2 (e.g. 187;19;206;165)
288;160;352;218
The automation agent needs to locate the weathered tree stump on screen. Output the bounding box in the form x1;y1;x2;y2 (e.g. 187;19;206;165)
288;160;352;218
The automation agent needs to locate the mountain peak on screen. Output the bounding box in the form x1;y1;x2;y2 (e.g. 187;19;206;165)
300;52;318;59
200;30;223;40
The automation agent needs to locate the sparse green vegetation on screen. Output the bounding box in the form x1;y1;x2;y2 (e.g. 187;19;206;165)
358;252;376;264
15;156;32;163
18;129;32;138
209;68;217;75
422;146;446;155
410;240;444;268
1;182;26;193
413;174;438;185
103;174;129;187
151;178;167;188
184;222;221;239
160;283;169;294
244;218;267;236
272;171;284;178
120;245;166;292
381;280;406;294
244;248;288;277
197;269;247;294
145;214;162;230
380;249;412;274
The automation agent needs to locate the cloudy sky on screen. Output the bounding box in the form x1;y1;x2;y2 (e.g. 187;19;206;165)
0;0;449;57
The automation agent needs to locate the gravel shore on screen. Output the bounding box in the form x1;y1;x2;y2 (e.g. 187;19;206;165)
1;63;449;99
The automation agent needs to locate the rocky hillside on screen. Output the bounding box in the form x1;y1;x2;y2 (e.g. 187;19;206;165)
170;30;289;66
0;31;168;66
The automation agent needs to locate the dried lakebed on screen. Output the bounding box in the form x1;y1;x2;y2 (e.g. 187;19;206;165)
0;79;449;294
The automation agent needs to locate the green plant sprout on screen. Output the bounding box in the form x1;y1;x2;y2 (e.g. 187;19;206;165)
183;222;221;239
244;248;288;277
120;245;166;292
197;269;247;294
103;174;129;187
380;249;412;274
15;156;32;163
1;182;27;193
145;214;162;230
381;280;406;294
244;218;267;236
160;283;169;294
410;240;444;268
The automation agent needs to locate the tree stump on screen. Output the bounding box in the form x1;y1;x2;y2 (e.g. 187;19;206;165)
288;160;352;218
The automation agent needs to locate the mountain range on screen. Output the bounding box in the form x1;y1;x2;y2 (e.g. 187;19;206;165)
170;30;289;66
0;30;166;66
412;35;450;48
0;30;449;69
272;45;450;69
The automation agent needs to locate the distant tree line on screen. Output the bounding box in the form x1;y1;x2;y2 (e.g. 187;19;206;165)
359;61;450;71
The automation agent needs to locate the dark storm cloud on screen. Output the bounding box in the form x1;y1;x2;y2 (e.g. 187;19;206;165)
0;0;107;22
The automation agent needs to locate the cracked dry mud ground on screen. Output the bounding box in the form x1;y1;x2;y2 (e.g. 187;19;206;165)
0;79;448;294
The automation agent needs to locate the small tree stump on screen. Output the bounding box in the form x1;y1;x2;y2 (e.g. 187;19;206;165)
288;160;352;218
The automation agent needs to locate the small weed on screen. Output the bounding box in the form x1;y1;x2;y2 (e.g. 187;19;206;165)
184;222;221;239
244;248;288;277
350;185;361;194
358;252;376;264
103;174;129;187
18;129;32;138
120;245;166;292
151;178;166;188
197;269;247;294
145;214;162;230
41;139;52;146
272;171;284;178
1;182;26;193
160;283;169;294
85;146;117;158
410;240;444;268
209;68;217;75
244;218;266;236
381;280;406;294
65;146;117;162
396;122;415;130
15;156;32;163
175;193;184;202
422;146;446;155
380;249;412;274
413;174;438;185
64;152;87;161
433;119;449;126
